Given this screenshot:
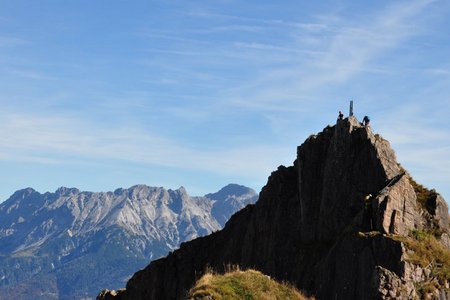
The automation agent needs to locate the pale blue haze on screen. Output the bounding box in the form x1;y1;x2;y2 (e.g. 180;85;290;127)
0;0;449;201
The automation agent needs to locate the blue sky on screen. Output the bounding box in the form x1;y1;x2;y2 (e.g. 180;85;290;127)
0;0;449;202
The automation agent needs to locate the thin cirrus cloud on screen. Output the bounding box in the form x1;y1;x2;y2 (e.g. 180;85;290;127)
8;68;58;81
245;1;431;96
0;111;284;177
0;0;448;201
376;101;450;199
176;0;436;119
0;36;29;48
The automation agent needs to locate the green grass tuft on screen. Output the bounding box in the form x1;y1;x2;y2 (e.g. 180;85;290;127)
187;268;311;300
390;231;450;297
408;177;438;215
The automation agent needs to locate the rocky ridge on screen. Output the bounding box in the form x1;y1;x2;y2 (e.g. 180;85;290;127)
0;184;257;299
99;116;450;299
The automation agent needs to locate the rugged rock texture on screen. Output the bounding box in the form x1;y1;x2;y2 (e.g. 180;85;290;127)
297;118;403;243
0;184;257;300
430;195;450;232
98;117;450;300
372;174;420;235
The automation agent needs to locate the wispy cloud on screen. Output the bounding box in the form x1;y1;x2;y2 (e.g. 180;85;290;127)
426;68;450;76
0;36;28;47
186;11;328;31
8;69;57;81
209;25;263;32
234;42;323;56
376;101;450;199
208;0;438;114
0;111;286;178
137;30;212;45
0;0;448;201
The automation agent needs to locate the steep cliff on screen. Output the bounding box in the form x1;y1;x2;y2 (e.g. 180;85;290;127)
99;117;450;300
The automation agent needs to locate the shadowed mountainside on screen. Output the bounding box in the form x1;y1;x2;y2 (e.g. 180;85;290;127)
99;116;450;300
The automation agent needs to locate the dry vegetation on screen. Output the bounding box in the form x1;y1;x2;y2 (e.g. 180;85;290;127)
396;231;450;280
387;230;450;298
408;177;438;215
187;268;311;300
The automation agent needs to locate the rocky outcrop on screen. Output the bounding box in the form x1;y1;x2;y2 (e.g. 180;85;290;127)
297;117;403;243
429;194;450;232
98;117;450;300
372;266;415;299
372;174;421;235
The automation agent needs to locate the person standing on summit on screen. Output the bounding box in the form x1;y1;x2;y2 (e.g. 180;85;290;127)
363;115;370;126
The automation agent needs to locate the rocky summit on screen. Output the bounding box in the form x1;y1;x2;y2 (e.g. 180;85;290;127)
98;116;450;300
0;184;257;300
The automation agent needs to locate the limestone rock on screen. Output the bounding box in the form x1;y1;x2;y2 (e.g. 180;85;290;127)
431;194;450;231
441;233;450;249
372;174;421;235
372;266;416;300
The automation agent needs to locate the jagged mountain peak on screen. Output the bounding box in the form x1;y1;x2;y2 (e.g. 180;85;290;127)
113;185;159;198
206;184;258;227
171;186;187;193
103;117;450;300
5;187;38;202
205;183;257;201
0;183;258;299
127;184;162;192
296;116;406;242
0;188;43;224
55;186;80;196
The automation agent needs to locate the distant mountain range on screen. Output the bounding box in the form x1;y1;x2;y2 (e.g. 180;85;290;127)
0;184;258;299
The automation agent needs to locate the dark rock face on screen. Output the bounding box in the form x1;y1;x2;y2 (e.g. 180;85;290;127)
99;117;450;300
297;117;401;242
314;233;406;299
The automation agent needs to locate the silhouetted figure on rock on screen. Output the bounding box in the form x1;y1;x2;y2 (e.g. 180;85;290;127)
363;115;370;126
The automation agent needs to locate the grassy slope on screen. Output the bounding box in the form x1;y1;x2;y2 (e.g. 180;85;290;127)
391;230;450;296
187;269;311;300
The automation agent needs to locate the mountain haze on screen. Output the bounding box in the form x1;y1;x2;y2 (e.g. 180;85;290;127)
0;184;257;299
